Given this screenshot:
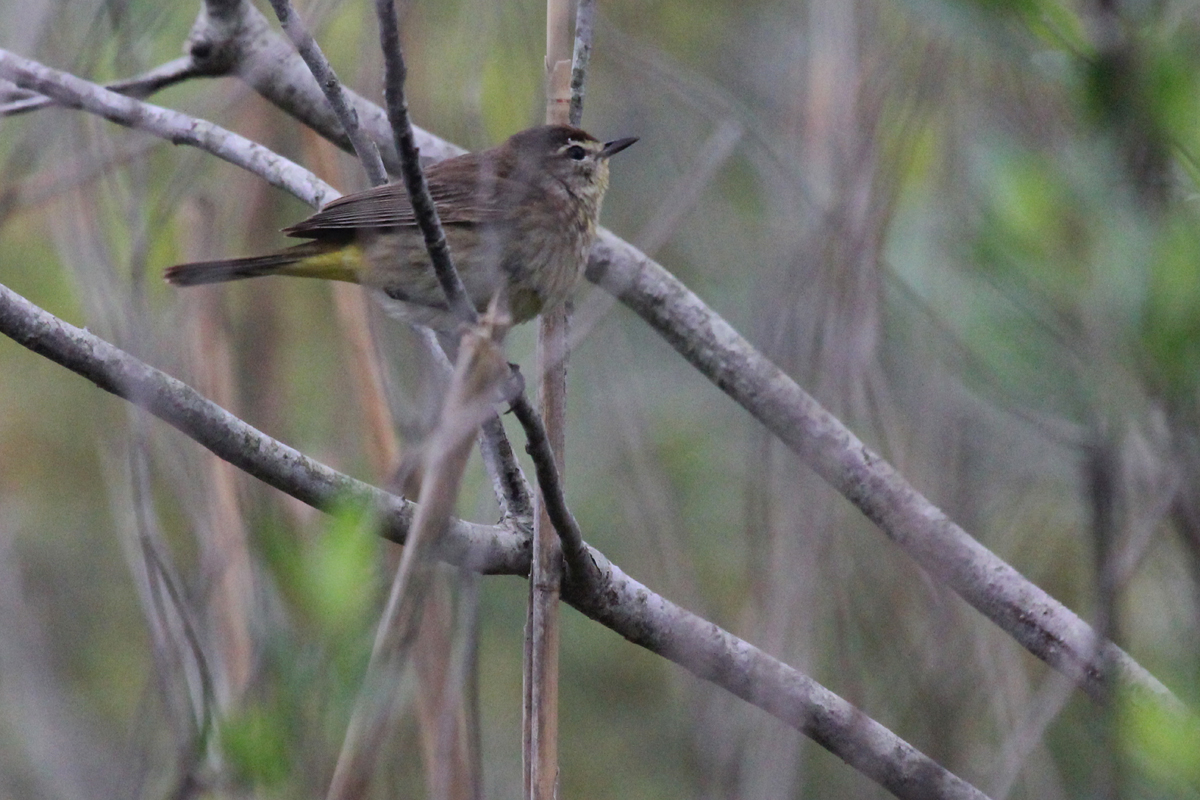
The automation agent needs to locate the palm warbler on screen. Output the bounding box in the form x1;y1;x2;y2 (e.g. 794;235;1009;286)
165;124;636;329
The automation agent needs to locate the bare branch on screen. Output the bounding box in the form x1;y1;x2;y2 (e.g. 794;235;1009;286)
509;390;596;586
567;0;596;127
373;0;475;324
562;551;990;800
171;0;1185;717
265;0;387;186
480;413;535;527
0;49;337;210
0;56;201;117
0;281;992;798
4;18;1182;712
0;282;526;574
585;230;1183;712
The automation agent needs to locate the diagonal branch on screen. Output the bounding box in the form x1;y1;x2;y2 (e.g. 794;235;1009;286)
509;390;595;585
567;0;595;127
0;282;526;574
561;551;989;800
0;279;990;800
2;22;1183;709
584;231;1182;711
373;0;475;325
183;0;464;169
0;49;337;210
265;0;387;186
0;56;201;117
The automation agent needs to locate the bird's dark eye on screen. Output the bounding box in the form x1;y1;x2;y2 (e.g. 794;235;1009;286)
566;145;587;160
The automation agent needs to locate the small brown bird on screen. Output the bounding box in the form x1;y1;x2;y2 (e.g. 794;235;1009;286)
165;124;636;330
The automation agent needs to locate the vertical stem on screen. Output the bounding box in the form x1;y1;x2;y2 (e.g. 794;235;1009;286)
266;0;387;186
526;309;566;800
178;200;252;713
567;0;595;127
523;4;573;799
545;1;573;125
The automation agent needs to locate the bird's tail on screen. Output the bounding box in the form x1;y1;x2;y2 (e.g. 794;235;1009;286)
164;240;362;286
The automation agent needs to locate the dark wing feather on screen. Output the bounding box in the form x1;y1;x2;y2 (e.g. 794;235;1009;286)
284;153;525;238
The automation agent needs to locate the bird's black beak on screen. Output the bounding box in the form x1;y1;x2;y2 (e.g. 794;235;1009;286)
600;137;638;159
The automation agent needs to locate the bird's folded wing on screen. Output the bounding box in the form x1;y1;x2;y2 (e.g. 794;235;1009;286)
284;161;529;237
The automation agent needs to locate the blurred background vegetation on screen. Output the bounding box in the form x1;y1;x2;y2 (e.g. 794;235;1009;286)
3;0;1200;797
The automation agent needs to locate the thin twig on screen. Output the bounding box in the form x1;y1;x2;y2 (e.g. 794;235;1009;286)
373;0;475;324
362;37;526;794
0;49;337;210
138;528;216;746
567;0;596;127
480;414;535;526
126;426;217;760
509;390;596;585
0;56;200;117
0;279;1014;799
0;282;527;573
265;0;387;186
416;326;535;525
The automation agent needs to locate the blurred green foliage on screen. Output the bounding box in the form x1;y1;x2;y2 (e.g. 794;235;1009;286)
1121;692;1200;798
222;701;294;787
263;500;380;636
